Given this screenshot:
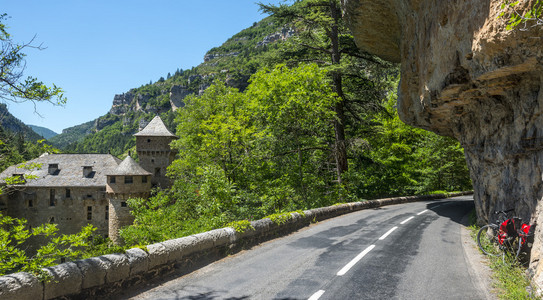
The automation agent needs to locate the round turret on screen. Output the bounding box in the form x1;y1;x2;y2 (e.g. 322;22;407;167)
106;155;151;244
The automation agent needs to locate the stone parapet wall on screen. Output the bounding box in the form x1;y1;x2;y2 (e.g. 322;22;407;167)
0;192;471;300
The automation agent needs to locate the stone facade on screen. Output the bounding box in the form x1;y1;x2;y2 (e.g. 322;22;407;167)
134;116;178;188
0;116;175;245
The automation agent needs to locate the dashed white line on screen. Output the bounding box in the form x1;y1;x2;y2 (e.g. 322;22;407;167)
337;244;376;276
400;216;414;224
378;226;398;240
417;209;429;215
308;290;325;300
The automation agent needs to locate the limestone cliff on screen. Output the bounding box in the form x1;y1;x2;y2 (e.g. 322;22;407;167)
342;0;543;286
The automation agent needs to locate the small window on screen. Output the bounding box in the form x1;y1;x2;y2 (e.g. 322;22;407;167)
49;190;55;206
65;189;71;198
142;175;148;183
121;202;127;207
110;176;116;184
49;217;55;223
87;206;92;220
87;194;93;199
147;138;151;143
28;200;33;207
124;176;133;184
105;206;109;220
155;168;161;176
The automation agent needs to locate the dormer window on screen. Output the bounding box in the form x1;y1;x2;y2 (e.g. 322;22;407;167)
48;164;59;175
12;174;25;184
83;166;94;178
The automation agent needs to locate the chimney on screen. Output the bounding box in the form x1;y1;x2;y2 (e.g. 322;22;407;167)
48;164;59;175
83;166;93;178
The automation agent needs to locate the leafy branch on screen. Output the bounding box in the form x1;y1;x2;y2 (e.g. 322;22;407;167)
500;0;543;30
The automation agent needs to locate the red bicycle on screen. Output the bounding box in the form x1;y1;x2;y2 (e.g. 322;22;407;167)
477;209;535;262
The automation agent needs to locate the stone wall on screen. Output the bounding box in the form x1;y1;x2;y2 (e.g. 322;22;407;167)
136;136;177;188
0;193;470;300
5;186;109;237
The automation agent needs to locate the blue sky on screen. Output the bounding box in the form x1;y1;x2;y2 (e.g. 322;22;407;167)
3;1;284;133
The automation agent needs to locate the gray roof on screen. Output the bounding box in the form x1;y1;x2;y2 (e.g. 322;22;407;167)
133;116;177;137
109;156;151;176
0;153;122;187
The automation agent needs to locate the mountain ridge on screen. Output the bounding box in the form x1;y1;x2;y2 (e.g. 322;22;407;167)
28;125;58;139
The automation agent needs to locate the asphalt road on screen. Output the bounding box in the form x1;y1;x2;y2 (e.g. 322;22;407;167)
123;196;489;300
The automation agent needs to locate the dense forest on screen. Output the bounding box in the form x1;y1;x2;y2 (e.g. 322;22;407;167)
0;0;472;274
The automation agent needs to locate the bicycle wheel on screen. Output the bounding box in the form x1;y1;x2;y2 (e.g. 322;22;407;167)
477;224;500;256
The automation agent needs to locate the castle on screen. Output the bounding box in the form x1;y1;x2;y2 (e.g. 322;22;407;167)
0;116;177;244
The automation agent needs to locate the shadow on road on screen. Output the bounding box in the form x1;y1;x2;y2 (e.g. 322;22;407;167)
425;195;475;227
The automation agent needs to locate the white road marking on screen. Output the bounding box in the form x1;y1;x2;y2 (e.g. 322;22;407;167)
308;290;325;300
417;209;428;215
337;245;376;276
378;226;398;240
400;216;414;224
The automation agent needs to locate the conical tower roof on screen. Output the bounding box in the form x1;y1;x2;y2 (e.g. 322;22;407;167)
134;116;177;137
108;156;151;176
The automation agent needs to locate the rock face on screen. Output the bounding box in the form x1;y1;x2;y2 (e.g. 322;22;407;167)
342;0;543;286
169;85;189;111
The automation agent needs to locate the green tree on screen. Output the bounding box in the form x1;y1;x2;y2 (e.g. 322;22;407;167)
259;0;393;184
354;94;472;198
0;213;95;278
121;64;341;246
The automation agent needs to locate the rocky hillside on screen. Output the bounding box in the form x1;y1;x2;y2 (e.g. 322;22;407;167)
50;15;292;156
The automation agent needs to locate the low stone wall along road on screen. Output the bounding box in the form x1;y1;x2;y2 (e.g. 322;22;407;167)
123;196;488;300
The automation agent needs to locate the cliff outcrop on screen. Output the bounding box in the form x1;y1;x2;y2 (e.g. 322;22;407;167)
342;0;543;286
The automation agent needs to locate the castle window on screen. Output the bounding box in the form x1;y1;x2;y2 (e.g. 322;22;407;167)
28;199;33;207
121;202;127;207
49;217;55;223
147;138;151;143
142;175;148;183
155;168;161;176
110;176;116;184
87;206;92;220
49;189;55;206
65;189;71;198
105;205;109;220
124;176;133;184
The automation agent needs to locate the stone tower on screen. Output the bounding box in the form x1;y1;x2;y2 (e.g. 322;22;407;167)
134;116;178;188
106;155;151;244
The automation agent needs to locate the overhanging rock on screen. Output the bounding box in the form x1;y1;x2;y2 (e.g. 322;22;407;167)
342;0;543;289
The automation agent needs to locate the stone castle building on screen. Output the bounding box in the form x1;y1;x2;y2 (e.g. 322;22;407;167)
0;116;177;244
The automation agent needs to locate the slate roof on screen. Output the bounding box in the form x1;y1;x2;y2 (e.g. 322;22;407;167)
133;116;177;137
0;153;122;187
108;156;151;176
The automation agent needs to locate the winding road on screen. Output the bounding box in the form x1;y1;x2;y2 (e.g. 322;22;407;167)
121;196;491;300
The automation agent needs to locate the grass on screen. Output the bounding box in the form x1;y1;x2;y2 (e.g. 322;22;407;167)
468;209;539;299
